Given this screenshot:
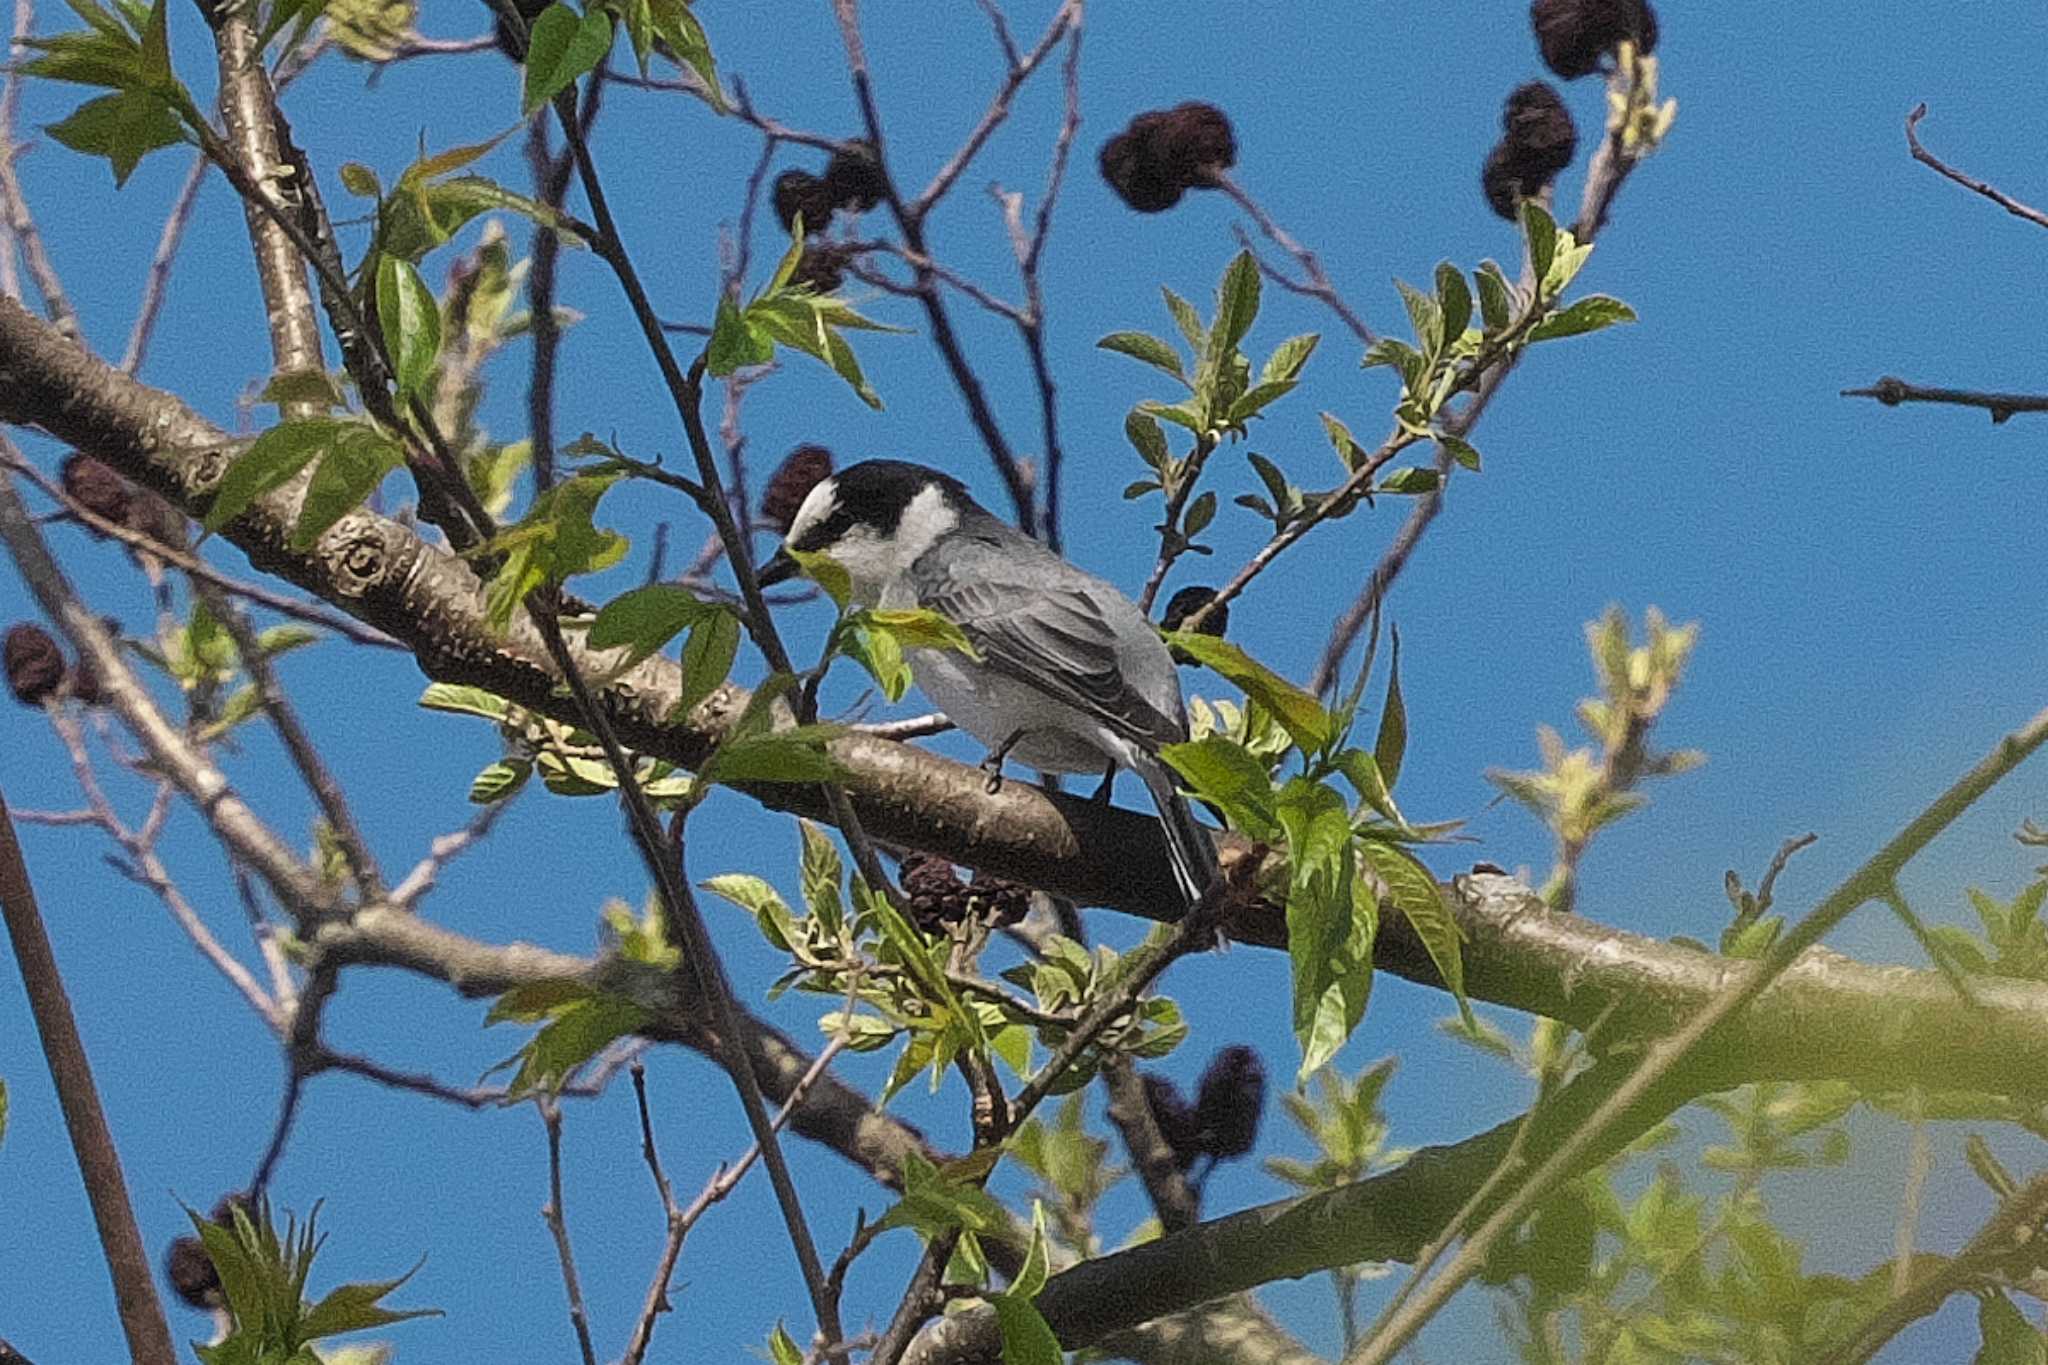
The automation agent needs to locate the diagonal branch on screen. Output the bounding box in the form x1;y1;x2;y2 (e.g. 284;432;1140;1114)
1904;102;2048;232
1841;374;2048;424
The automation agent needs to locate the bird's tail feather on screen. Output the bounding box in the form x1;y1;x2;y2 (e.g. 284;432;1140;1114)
1137;756;1219;911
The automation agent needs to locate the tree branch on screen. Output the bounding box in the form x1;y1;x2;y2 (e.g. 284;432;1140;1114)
1841;374;2048;424
1903;102;2048;232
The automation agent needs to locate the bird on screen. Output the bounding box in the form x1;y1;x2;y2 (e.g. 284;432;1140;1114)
758;459;1219;910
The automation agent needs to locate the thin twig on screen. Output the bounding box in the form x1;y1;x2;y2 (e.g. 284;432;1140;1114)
1841;375;2048;424
0;796;178;1365
389;800;512;908
909;0;1077;221
0;0;78;340
1903;102;2048;232
539;1099;602;1365
1215;175;1375;347
122;153;210;375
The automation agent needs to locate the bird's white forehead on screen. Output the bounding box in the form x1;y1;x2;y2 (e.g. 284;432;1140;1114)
783;475;841;548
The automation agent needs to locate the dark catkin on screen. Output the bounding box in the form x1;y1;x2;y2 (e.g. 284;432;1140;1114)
761;445;835;533
5;624;64;705
789;243;849;295
60;452;134;532
1530;0;1659;82
1140;1072;1206;1170
900;852;972;932
1099;102;1237;214
165;1235;221;1310
823;140;888;214
1502;82;1578;179
1482;143;1530;221
772;169;838;236
1193;1044;1266;1161
967;870;1033;927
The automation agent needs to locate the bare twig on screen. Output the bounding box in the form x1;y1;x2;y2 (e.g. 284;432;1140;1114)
0;796;178;1364
910;0;1077;221
539;1099;602;1365
389;800;512;908
1841;374;2048;424
0;0;78;340
122;153;210;375
1216;175;1375;347
1904;102;2048;232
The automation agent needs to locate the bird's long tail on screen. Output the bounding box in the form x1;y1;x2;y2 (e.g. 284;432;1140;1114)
1136;755;1220;911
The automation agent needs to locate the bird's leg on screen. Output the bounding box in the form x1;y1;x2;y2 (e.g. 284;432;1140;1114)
981;729;1027;795
1091;760;1117;804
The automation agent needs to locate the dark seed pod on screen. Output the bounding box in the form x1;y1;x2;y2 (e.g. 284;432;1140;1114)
1530;0;1658;82
789;243;849;295
165;1235;221;1310
1099;102;1237;214
823;139;888;214
1140;1072;1206;1170
900;852;972;932
1194;1044;1266;1161
1501;81;1578;180
968;870;1033;927
761;445;835;533
60;452;134;533
5;624;65;706
1482;141;1536;222
773;169;838;236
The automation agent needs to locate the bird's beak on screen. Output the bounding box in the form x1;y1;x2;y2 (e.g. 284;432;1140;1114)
758;547;799;587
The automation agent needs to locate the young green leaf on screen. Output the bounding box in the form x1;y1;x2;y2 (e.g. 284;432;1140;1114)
861;607;983;661
991;1293;1062;1365
1208;250;1261;363
1374;629;1407;791
45;88;183;185
1161;286;1204;350
1098;330;1187;383
204;418;350;531
646;0;725;110
588;583;713;669
784;546;852;608
1158;734;1279;841
1394;279;1442;358
707;294;772;375
418;682;513;720
1439;434;1482;472
1124;409;1170;471
1162;633;1335;754
521;4;613;115
1528;295;1637;342
1474;262;1513;333
701;726;847;785
674;607;740;720
1377;467;1440;496
1360;840;1469;1026
1261;332;1320;386
469;758;532;804
290;422;402;549
1520;200;1558;282
375;255;441;400
1434;260;1472;344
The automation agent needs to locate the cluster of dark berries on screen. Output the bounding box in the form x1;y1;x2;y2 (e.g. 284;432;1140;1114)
5;623;101;707
165;1192;253;1312
788;242;854;295
1481;82;1578;222
1140;1044;1267;1180
773;141;887;237
760;444;835;534
1531;0;1658;81
1098;103;1236;214
898;852;1032;933
1159;585;1227;665
61;452;177;545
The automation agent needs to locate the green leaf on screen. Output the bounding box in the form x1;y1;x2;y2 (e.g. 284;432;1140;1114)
1182;489;1216;538
468;757;531;804
1161;287;1204;350
522;3;613;115
503;995;649;1095
702;727;846;785
589;583;712;669
767;1324;804;1365
1528;295;1637;342
418;682;513;720
785;546;851;608
1394;279;1441;358
1279;777;1361;1078
843;615;911;701
1320;411;1369;471
204;419;345;531
375;255;441;401
1377;467;1440;496
300;1270;439;1339
674;607;740;720
478;472;628;631
1474;262;1513;332
45;89;182;186
1976;1292;2046;1365
798;820;845;932
1520;200;1558;283
1361;840;1468;1026
992;1293;1063;1365
1124;409;1169;471
258;368;345;411
19;29;146;91
1260;332;1319;386
290;422;402;549
646;0;725;111
1011;1200;1051;1300
1433;261;1472;345
706;294;771;375
1158;735;1278;842
1373;629;1407;791
1439;434;1481;472
1207;250;1261;363
338;161;380;197
1098;330;1186;383
860;607;983;661
1160;632;1334;754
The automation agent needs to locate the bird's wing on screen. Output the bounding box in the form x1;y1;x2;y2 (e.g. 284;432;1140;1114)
909;532;1186;753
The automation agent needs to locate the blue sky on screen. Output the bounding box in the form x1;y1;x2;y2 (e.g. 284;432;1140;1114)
3;2;2047;1361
